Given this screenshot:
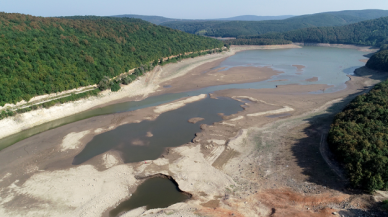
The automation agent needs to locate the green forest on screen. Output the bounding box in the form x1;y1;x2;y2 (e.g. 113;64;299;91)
328;80;388;191
254;16;388;47
162;10;388;38
0;13;223;106
366;49;388;72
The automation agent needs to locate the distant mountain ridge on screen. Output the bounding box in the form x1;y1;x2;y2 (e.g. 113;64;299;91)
112;14;182;25
218;15;294;21
110;14;294;25
160;9;388;37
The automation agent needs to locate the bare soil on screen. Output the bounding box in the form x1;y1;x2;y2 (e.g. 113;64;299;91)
306;77;319;82
1;45;387;217
292;64;305;72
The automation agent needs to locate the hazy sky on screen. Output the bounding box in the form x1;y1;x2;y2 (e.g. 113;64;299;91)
2;0;388;19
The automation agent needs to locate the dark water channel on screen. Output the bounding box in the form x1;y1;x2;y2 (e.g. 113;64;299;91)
73;96;243;164
109;177;191;217
0;47;367;151
0;47;370;214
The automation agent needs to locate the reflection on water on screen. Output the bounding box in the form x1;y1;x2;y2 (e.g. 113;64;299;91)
109;177;190;217
0;47;368;151
73;96;243;164
216;46;367;93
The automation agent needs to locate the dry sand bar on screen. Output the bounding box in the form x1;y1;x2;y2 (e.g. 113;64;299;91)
0;45;385;217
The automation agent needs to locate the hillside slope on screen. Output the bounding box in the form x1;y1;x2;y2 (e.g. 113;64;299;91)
162;9;388;37
328;78;388;191
0;13;223;106
256;16;388;47
367;50;388;72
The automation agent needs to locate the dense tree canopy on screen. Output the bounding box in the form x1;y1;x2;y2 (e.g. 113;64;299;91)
254;16;388;47
367;49;388;72
328;80;388;191
162;10;388;38
0;13;223;106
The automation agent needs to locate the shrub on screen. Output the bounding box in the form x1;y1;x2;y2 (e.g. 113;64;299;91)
382;200;388;211
98;76;111;90
121;76;132;85
110;83;121;92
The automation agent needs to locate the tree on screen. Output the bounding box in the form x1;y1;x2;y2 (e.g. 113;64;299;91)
98;76;110;90
121;75;132;85
110;82;121;92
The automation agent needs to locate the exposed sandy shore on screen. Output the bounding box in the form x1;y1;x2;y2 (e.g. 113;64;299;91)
1;44;387;217
294;43;379;53
0;44;301;140
188;117;204;124
305;77;319;82
156;65;282;94
292;64;305;72
0;69;384;216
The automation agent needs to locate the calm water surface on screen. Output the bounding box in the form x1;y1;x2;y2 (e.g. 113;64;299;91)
73;96;243;164
108;177;190;217
0;47;367;151
0;46;369;212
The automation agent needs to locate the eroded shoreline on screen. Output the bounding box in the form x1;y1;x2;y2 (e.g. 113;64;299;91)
0;44;301;141
0;45;386;217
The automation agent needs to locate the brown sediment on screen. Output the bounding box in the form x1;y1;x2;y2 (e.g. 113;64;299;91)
253;189;348;217
359;59;369;63
0;45;299;140
294;43;378;52
1;45;388;217
188;117;204;124
305;77;318;82
269;79;288;82
292;64;305;72
200;199;220;208
157;64;283;94
131;139;149;146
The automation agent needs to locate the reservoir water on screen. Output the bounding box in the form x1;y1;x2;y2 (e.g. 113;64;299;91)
0;47;368;151
73;96;243;164
0;46;370;214
108;177;191;217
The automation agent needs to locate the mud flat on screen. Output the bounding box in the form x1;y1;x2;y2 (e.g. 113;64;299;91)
0;71;383;217
292;64;305;72
188;117;204;124
294;43;379;52
0;44;301;141
305;77;318;82
1;45;387;217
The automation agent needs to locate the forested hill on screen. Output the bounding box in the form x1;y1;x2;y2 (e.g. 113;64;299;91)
0;13;223;106
254;16;388;47
366;49;388;73
162;9;388;38
328;79;388;191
